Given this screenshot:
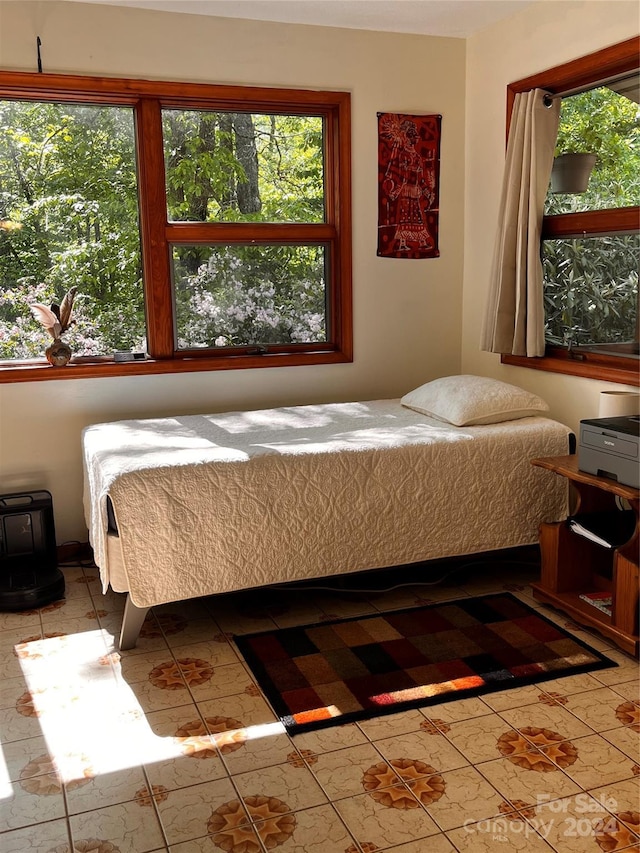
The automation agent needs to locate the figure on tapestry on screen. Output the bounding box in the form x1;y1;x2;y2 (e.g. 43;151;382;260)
377;113;441;259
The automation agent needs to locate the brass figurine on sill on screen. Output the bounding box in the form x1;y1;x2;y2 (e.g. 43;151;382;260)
30;287;77;367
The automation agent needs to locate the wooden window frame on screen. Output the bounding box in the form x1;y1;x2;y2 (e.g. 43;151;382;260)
502;37;640;387
0;72;352;383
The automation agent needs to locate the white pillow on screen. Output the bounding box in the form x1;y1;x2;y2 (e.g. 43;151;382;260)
400;375;549;426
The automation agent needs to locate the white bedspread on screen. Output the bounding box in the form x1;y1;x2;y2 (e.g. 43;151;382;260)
82;400;571;608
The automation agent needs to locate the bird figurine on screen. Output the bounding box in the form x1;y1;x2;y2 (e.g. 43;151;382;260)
31;287;77;366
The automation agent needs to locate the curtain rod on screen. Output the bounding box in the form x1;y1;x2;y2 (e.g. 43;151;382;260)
542;69;638;106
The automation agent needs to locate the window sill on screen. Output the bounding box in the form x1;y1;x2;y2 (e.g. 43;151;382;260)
0;349;352;384
502;349;639;387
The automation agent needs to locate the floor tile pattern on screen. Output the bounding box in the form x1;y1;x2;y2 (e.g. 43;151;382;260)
0;560;637;852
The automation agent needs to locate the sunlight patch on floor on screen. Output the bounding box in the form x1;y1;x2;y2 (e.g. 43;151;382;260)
15;629;282;784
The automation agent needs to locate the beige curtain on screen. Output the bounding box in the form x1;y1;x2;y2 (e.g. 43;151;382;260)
481;89;560;357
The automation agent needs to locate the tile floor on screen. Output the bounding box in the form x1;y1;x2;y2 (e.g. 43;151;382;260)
0;558;638;853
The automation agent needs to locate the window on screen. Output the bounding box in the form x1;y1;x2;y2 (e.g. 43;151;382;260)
0;73;352;382
503;37;639;385
0;100;145;359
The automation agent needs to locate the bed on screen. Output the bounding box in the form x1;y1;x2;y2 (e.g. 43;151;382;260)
82;377;573;649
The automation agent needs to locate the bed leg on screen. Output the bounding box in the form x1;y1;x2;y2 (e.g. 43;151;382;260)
119;595;150;650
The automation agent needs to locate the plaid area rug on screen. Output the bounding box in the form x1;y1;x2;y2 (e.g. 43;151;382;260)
234;593;615;735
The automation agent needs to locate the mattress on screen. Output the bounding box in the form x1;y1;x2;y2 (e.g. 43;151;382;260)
82;400;572;608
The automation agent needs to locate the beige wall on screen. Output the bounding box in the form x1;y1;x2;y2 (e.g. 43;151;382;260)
463;1;640;435
0;1;466;542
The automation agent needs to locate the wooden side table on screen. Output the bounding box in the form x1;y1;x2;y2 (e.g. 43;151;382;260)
530;455;639;657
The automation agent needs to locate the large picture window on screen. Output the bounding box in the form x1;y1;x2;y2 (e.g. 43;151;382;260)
0;73;352;382
503;37;639;386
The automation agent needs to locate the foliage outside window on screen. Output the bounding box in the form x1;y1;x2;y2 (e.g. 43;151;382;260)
546;85;639;216
0;73;352;382
504;37;640;386
543;85;639;354
0;101;145;359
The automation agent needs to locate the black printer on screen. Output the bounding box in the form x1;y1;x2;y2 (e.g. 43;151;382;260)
579;416;640;489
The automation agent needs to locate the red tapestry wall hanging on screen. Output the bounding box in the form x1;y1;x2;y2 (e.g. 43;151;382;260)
377;112;441;259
